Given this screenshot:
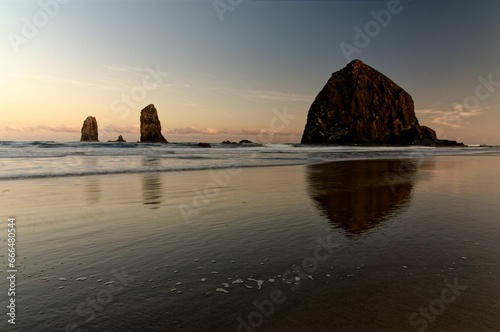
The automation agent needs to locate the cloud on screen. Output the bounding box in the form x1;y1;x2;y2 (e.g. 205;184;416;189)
103;65;145;73
5;124;80;133
98;124;140;134
166;127;301;137
416;103;484;128
4;124;300;137
6;69;188;93
6;73;120;91
205;86;314;104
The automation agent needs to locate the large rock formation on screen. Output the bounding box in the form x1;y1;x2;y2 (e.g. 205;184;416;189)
301;60;464;146
139;104;168;143
80;116;99;142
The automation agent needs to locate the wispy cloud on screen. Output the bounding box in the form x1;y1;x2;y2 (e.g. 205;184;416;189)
4;124;300;137
5;124;80;133
6;67;188;93
174;98;209;109
416;103;484;128
99;124;140;134
6;73;120;91
103;65;145;73
205;86;314;104
166;127;301;137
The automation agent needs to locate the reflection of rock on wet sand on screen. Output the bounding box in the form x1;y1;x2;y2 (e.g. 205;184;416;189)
307;159;420;235
84;177;101;204
142;173;162;208
142;158;163;209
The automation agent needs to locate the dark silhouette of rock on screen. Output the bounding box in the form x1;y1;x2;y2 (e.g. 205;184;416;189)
221;140;237;145
301;59;464;146
239;139;253;144
198;142;211;148
108;135;126;143
140;104;168;143
80;116;99;142
307;159;425;235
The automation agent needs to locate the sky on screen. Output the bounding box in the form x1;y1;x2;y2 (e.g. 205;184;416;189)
0;0;499;144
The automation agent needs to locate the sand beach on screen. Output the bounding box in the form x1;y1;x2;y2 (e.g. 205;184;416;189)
1;153;499;331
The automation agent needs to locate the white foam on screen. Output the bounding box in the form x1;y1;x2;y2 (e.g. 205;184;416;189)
247;278;264;289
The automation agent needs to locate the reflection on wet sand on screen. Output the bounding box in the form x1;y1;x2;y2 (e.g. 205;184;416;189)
142;158;163;208
307;159;422;235
84;177;101;204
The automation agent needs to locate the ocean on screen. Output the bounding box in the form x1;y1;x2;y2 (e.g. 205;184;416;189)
0;141;498;180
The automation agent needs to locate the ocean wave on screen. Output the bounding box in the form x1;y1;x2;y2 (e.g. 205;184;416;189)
0;162;301;181
0;142;498;180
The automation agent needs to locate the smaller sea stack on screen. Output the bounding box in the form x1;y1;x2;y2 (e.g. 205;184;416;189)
140;104;168;143
80;116;99;142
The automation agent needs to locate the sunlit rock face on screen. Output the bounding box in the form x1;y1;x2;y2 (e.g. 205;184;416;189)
301;59;464;146
140;104;168;143
80;116;99;142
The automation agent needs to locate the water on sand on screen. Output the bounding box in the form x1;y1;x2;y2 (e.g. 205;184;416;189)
1;154;499;331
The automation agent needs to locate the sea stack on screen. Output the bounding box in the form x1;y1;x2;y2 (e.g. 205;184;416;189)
139;104;168;143
80;116;99;142
108;135;126;143
301;59;464;146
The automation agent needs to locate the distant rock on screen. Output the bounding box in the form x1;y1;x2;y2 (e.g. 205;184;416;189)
198;142;211;148
239;140;253;144
301;59;464;146
80;116;99;142
108;135;126;143
140;104;168;143
221;140;237;145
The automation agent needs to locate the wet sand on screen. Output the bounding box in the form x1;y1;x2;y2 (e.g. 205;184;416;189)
1;154;499;331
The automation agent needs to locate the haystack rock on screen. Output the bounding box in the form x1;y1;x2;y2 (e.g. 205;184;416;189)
80;116;99;142
139;104;168;143
301;59;464;146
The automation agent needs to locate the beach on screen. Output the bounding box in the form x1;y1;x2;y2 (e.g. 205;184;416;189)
1;153;499;331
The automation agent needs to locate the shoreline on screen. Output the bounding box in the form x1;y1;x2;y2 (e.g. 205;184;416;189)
1;148;499;182
3;138;500;146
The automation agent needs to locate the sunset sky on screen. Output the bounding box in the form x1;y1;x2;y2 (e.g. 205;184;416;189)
1;0;499;144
